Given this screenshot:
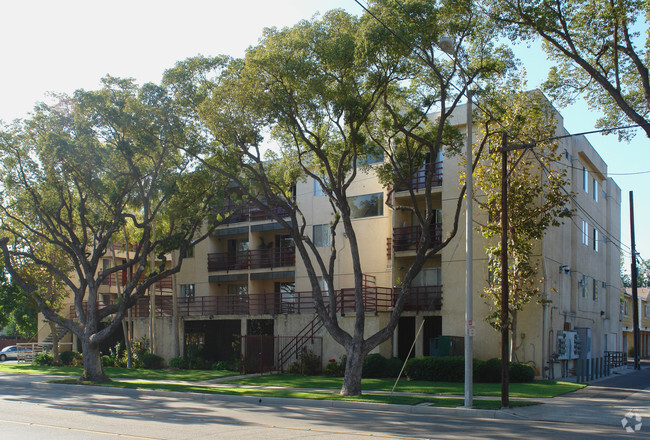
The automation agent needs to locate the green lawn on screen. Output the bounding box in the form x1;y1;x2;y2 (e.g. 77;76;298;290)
0;364;236;381
223;374;584;398
53;378;539;409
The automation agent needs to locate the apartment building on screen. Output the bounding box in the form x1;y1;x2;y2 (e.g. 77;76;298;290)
622;287;650;358
44;97;623;379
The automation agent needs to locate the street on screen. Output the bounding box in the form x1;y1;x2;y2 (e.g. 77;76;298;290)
0;371;648;439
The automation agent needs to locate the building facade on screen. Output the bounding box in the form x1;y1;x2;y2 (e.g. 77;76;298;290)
44;98;624;379
622;287;650;359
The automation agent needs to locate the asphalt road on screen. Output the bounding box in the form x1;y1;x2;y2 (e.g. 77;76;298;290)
0;372;647;440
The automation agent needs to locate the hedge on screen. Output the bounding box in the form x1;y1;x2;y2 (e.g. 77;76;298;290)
404;356;535;383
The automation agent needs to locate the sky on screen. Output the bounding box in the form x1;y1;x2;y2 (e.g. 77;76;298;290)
0;0;647;271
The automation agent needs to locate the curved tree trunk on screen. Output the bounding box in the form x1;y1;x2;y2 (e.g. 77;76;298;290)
48;321;59;364
80;339;109;382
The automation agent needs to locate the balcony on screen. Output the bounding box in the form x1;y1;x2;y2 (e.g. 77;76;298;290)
393;223;442;252
401;285;443;311
207;247;296;272
217;203;291;225
395;161;442;192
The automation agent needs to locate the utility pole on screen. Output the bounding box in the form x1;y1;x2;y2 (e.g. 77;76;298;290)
629;191;640;370
498;135;536;408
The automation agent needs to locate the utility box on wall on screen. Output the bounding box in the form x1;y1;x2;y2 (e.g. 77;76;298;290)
430;336;464;357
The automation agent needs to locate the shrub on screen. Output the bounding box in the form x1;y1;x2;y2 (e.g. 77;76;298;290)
509;362;535;383
404;356;473;382
101;355;113;367
169;356;188;369
362;353;387;378
141;353;164;369
385;357;404;378
288;348;321;375
472;357;535;383
34;353;54;366
60;350;83;367
324;358;345;377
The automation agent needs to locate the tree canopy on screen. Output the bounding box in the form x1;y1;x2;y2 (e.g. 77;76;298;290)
487;0;650;140
164;0;516;395
0;77;229;381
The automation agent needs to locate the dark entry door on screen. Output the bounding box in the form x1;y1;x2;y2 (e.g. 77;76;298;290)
398;316;416;361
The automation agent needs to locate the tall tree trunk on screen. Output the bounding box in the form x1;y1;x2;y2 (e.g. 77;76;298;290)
340;341;366;396
80;339;109;382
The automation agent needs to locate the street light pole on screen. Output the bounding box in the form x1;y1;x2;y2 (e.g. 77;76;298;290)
464;90;474;409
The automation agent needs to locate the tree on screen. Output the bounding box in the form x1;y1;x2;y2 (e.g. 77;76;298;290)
473;91;572;360
487;0;650;140
165;1;514;395
622;258;650;287
0;258;37;339
0;77;229;381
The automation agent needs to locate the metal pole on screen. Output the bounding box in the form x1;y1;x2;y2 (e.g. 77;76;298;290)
500;133;510;408
464;91;474;409
629;191;640;370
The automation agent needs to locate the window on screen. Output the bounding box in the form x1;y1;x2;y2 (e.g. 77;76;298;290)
592;279;598;301
644;304;649;318
180;284;195;300
313;224;330;247
593;178;598;202
621;299;628;316
349;193;383;218
359;147;385;166
181;245;195;258
581;275;587;298
313;178;326;196
582;220;589;246
228;284;248;296
583;166;588;193
413;267;442;287
593;229;599;252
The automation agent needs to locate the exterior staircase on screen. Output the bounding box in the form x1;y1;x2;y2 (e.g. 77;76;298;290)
42;325;69;345
276;274;378;371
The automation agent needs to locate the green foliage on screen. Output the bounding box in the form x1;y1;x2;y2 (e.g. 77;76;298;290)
404;356;534;383
489;0;650;140
60;351;83;367
474;91;572;332
0;260;37;339
169;356;188;369
34;353;54;366
324;358;346;377
141;353;165;370
287;348;322;376
101;355;113;367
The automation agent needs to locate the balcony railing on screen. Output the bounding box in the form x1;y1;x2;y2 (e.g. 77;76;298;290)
395;161;443;192
207;247;295;272
116;284;442;318
393;223;442;252
401;285;443;311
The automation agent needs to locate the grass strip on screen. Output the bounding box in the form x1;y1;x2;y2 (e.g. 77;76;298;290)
0;364;236;381
223;374;584;398
49;378;539;409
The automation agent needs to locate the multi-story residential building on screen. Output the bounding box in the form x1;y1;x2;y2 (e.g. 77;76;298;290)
622;287;650;358
43;96;623;379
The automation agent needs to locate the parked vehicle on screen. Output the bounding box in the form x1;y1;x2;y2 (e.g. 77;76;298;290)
0;345;31;361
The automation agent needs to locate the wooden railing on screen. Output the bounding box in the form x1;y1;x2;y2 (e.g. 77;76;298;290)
393;223;442;252
70;285;443;318
207;247;295;272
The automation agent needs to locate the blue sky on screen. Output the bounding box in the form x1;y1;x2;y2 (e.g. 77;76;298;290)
0;0;646;270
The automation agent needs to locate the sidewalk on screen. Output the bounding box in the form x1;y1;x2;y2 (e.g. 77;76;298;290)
504;362;650;427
